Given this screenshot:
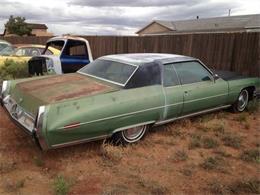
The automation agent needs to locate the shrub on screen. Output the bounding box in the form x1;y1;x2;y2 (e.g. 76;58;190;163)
240;149;260;163
228;178;260;194
222;134;242;149
53;175;71;195
0;59;28;80
202;137;219;149
170;150;188;162
201;156;223;170
100;143;123;165
188;134;201;149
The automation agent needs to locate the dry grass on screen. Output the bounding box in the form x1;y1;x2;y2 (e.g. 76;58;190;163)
228;178;260;194
202;137;219;149
0;160;16;174
100;143;124;165
137;177;169;195
222;133;242;149
169;150;188;162
2;178;25;193
0;103;259;194
201;156;224;170
240;149;260;163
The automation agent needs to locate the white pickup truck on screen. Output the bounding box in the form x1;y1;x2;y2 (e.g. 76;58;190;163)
28;36;93;75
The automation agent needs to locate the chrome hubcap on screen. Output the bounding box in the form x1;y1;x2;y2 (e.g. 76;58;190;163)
238;90;248;111
122;126;146;141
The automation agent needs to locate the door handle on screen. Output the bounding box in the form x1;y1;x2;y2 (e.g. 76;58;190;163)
184;90;192;96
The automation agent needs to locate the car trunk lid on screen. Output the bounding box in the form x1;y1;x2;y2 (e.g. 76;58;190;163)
11;73;117;115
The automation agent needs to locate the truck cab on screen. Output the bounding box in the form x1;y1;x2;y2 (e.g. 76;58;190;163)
28;36;93;75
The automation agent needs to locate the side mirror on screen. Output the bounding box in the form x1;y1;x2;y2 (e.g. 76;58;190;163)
213;74;219;81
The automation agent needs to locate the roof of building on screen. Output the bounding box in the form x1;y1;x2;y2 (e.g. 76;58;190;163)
27;23;48;29
136;14;260;34
101;53;195;65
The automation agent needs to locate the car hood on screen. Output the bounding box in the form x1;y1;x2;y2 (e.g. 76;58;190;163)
9;73;118;115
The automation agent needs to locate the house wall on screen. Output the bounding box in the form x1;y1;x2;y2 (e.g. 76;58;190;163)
31;29;53;36
138;23;172;36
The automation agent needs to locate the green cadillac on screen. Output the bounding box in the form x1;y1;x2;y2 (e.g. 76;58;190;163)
1;54;259;150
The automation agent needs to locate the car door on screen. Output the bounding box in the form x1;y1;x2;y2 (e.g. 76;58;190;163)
60;40;90;73
173;61;228;115
162;63;184;120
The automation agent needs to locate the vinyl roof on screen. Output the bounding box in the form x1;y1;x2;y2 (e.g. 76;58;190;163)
101;53;195;65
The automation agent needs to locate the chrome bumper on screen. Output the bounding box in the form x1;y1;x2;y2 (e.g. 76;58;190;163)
2;95;35;135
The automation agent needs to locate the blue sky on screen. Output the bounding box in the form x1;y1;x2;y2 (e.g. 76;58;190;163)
0;0;259;35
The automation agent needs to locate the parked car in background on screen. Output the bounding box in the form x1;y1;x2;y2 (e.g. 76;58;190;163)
1;53;259;150
0;40;11;52
28;36;93;76
0;44;60;67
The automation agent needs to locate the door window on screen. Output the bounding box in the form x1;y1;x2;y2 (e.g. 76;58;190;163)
163;64;180;87
174;61;212;84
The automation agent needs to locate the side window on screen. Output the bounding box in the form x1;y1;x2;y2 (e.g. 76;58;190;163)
125;62;161;89
163;64;180;87
62;40;88;58
174;61;212;84
15;48;25;56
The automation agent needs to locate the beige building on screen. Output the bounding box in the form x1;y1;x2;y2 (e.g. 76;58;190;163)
136;14;260;36
4;23;53;37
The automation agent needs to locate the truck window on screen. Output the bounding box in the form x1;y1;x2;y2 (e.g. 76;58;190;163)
62;40;89;58
43;40;64;55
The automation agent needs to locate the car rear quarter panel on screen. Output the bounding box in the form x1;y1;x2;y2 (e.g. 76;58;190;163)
45;85;165;147
227;77;260;104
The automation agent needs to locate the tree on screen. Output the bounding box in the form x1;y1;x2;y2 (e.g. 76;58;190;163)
4;15;32;36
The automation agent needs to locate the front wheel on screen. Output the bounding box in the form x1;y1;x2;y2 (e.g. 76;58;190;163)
232;89;249;112
112;125;148;145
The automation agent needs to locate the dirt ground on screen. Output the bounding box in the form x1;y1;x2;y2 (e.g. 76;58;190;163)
0;104;259;195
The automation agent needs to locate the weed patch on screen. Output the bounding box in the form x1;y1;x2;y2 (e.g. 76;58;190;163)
170;150;188;162
53;175;73;195
202;137;219;149
222;134;242;149
188;134;201;149
228;178;260;194
201;156;224;170
100;143;123;165
240;149;260;163
0;161;16;174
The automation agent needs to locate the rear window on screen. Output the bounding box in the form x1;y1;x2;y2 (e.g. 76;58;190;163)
79;59;137;86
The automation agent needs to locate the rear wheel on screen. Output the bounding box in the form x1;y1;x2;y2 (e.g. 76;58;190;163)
112;125;148;145
232;89;249;112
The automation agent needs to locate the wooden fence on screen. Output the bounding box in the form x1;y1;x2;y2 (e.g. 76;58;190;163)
1;32;259;76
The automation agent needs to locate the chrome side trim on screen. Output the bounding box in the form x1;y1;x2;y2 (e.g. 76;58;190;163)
155;105;231;126
112;121;156;134
51;135;109;149
57;93;229;130
57;105;165;130
184;93;228;103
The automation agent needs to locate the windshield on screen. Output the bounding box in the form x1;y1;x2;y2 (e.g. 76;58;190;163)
79;59;138;86
43;40;64;55
0;43;10;51
0;45;15;56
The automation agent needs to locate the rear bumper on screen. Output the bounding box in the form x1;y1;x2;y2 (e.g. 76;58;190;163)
1;95;35;136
